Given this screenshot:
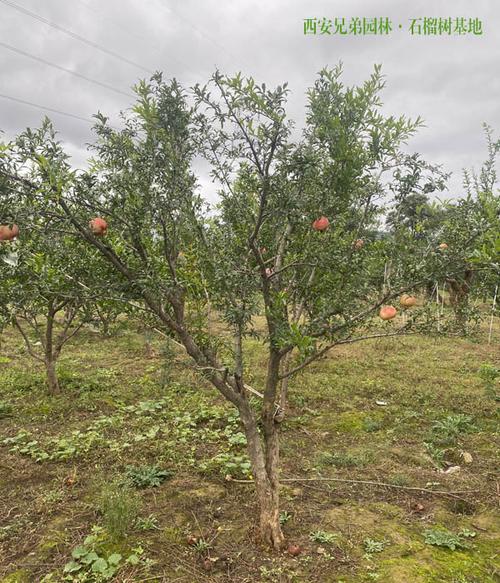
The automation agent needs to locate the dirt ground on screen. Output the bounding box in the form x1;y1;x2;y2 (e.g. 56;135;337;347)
0;316;498;582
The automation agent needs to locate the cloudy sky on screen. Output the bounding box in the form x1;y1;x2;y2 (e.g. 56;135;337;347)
1;0;499;201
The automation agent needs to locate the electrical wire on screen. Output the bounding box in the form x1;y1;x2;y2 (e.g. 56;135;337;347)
0;0;153;74
0;41;135;99
0;92;97;125
75;0;195;79
159;2;243;69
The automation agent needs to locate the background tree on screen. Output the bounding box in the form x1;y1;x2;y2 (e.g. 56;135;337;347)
3;68;474;548
461;125;500;300
0;123;117;393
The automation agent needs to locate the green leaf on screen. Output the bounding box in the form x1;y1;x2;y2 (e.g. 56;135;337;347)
80;551;99;565
107;553;122;565
71;545;88;559
63;560;82;573
91;557;109;573
83;534;98;546
126;554;140;565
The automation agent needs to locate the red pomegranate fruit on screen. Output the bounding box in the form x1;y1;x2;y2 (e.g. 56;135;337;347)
0;224;19;241
89;217;108;236
312;216;329;231
379;305;397;321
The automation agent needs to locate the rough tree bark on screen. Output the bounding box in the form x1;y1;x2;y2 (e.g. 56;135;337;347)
45;356;60;395
447;269;474;331
447;270;473;307
238;389;284;549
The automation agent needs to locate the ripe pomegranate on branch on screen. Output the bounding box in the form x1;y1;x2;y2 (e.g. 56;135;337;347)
89;217;108;236
312;216;329;231
379;305;397;320
0;223;19;241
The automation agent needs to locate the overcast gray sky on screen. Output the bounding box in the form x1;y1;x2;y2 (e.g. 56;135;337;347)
1;0;499;201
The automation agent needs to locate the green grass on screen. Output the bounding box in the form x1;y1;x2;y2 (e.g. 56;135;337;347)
0;317;499;582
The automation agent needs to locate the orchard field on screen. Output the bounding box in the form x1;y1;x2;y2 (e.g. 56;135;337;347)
0;312;499;582
1;68;500;582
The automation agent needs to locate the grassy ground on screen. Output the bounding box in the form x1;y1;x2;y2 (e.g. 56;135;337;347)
0;315;498;582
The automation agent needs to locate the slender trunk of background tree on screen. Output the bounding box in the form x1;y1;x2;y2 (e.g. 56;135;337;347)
100;316;110;337
45;356;60;394
44;306;60;394
447;270;474;333
144;327;156;358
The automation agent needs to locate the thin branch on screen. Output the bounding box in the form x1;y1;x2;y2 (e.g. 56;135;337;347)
56;319;86;354
213;74;264;176
226;475;481;498
12;317;43;362
274;222;294;276
279;328;413;380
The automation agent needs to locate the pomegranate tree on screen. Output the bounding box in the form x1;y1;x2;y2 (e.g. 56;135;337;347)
2;69;475;548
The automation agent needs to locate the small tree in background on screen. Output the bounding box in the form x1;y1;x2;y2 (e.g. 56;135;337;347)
2;68;480;547
0;123;119;393
387;127;500;331
442;128;500;322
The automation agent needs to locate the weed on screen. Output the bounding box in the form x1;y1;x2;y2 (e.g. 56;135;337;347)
478;363;499;383
0;369;45;393
62;526;145;581
423;527;476;550
279;511;293;525
424;442;447;467
309;530;337;544
432;414;475;444
0;400;13;418
193;538;212;553
259;565;287;580
316;450;368;468
98;482;140;540
478;363;499;399
199;452;252;478
363;538;387;554
38;488;65;506
136;514;160;531
2;430;50;462
55;369;105;394
362;416;383;432
158;340;176;387
124;465;173;488
388;474;410;486
1;428;103;462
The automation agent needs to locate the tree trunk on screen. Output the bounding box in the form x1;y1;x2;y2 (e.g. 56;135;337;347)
45;357;60;394
239;399;284;549
44;307;60;394
447;270;474;333
101;318;110;337
256;477;283;548
144;328;157;358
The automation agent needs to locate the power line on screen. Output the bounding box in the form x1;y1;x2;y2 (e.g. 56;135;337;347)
0;92;97;125
75;0;195;79
0;0;153;75
159;2;244;69
0;92;123;131
0;41;135;99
